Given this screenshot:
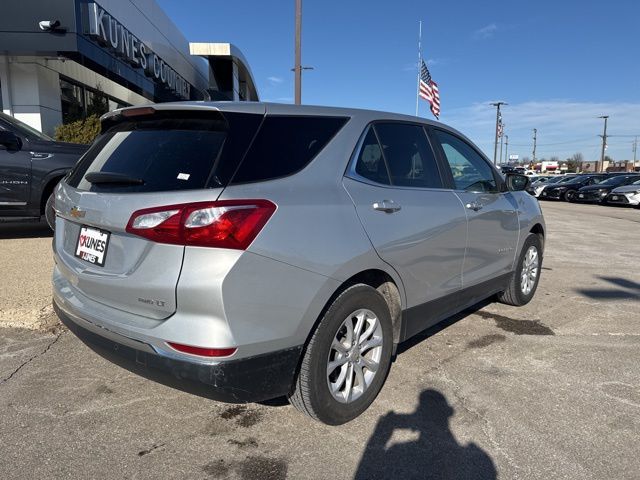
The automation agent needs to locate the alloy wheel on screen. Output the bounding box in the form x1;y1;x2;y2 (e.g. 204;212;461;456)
326;309;383;404
520;246;539;295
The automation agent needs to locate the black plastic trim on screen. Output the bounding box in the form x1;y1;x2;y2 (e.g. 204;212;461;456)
400;273;511;342
54;301;303;403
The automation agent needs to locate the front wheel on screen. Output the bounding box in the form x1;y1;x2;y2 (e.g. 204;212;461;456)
497;233;543;306
45;193;56;231
289;284;393;425
564;189;577;202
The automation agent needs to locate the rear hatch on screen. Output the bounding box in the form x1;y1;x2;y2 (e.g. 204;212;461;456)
53;106;264;319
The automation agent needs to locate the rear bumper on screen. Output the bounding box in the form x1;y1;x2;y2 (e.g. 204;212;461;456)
54;300;302;403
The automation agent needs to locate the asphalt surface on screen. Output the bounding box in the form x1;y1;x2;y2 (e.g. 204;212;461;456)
1;202;639;479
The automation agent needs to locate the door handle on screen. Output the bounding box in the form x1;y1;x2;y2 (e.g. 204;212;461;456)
465;201;483;211
373;200;402;213
30;152;53;159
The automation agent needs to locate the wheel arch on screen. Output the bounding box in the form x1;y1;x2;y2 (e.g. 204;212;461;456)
529;223;545;250
308;269;405;350
39;173;67;215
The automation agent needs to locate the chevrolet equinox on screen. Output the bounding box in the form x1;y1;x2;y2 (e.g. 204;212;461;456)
52;102;545;425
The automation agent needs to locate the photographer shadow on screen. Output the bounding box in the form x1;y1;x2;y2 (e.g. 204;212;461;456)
354;389;497;480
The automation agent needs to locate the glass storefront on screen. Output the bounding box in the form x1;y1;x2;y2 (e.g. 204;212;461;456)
60;77;129;124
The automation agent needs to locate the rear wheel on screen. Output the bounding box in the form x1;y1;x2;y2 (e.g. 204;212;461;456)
497;233;542;306
289;284;393;425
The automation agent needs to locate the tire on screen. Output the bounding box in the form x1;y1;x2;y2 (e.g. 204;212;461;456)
564;189;577;202
497;233;543;306
45;193;56;231
288;284;393;425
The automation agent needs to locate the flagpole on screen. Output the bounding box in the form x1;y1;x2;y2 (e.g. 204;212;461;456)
415;20;422;117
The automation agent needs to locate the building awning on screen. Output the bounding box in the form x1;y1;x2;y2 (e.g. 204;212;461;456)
189;43;259;101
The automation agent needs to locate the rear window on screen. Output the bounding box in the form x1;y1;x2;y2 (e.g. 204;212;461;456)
67;112;262;193
67;112;347;192
230;116;348;184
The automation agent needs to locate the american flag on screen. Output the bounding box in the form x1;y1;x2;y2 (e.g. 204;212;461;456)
419;59;440;119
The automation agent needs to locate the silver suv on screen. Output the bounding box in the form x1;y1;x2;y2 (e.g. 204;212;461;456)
52;102;544;425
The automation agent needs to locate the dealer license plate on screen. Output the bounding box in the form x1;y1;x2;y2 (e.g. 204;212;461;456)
611;195;618;201
579;193;584;198
75;226;110;267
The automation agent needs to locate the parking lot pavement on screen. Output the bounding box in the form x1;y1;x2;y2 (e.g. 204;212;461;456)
0;203;639;479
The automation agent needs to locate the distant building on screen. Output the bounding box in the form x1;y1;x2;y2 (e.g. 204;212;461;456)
0;0;259;136
534;161;559;173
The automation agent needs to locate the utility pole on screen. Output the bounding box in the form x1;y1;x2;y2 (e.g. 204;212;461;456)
633;136;638;163
499;130;504;166
294;0;302;105
532;128;537;165
598;115;609;173
490;102;507;165
504;135;509;165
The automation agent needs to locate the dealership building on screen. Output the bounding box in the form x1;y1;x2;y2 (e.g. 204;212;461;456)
0;0;259;136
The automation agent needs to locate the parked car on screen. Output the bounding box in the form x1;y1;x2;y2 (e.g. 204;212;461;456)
0;112;88;228
499;165;516;174
606;178;640;207
52;103;545;425
576;174;640;203
539;174;607;201
527;175;574;197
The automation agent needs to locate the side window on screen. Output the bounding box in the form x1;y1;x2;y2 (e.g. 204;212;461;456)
354;128;391;185
433;130;498;192
374;123;443;188
231;116;348;184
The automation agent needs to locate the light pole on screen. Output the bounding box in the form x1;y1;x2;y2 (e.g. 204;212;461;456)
598;115;609;173
294;0;302;104
490;102;507;165
292;0;313;105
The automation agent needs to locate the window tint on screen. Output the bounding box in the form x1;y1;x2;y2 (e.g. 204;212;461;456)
67;112;262;193
354;128;391;185
374;123;443;188
433;130;498;192
231;116;348;184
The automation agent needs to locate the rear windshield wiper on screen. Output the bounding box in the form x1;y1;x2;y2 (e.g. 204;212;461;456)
85;172;145;185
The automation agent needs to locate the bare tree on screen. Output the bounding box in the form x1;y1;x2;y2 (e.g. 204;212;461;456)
566;152;583;173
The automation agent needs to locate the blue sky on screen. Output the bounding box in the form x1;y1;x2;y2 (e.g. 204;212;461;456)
158;0;640;161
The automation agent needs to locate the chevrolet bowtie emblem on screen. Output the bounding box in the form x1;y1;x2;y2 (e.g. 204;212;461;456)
70;206;86;218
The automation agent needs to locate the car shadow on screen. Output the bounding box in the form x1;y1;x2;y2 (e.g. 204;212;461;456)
575;276;640;301
0;221;52;239
353;389;497;480
397;299;493;355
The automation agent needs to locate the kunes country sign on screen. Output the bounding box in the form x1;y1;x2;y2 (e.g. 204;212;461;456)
83;2;191;99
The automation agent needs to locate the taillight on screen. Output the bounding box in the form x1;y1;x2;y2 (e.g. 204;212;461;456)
167;342;237;358
126;200;276;249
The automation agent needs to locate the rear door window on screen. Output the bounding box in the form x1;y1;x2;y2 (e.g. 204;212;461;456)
354;128;391;185
373;123;443;188
230;116;348;184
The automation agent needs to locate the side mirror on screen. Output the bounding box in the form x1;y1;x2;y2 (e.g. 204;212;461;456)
505;173;529;191
0;131;23;151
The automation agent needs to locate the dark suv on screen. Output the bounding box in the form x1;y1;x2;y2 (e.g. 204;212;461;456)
0;113;87;228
